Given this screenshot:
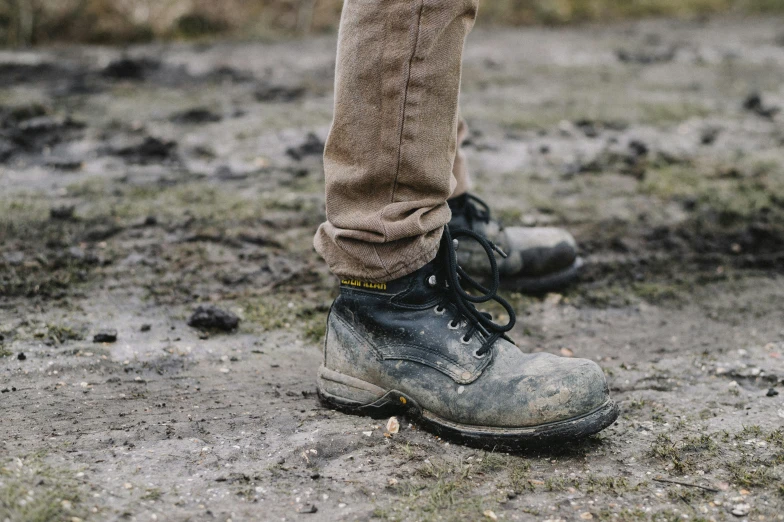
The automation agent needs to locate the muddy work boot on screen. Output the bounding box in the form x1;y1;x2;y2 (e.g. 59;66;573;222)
317;227;618;446
448;193;583;293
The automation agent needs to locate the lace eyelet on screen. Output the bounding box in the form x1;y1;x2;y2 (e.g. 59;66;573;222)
427;275;437;287
473;349;487;359
460;336;472;345
434;306;445;315
448;320;460;330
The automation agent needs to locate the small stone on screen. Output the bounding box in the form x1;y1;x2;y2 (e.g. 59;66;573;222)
140;324;151;332
731;503;750;516
188;305;239;332
17;352;26;361
580;513;593;520
362;431;372;437
93;329;118;343
50;205;76;221
298;504;318;514
484;510;498;520
310;472;320;480
767;388;779;397
386;416;400;435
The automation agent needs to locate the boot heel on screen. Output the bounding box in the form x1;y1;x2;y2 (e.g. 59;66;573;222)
317;366;386;405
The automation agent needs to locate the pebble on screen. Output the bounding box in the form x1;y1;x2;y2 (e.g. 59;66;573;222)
730;503;750;516
767;388;779;397
93;329;118;343
386;417;400;435
188;305;239;332
17;352;26;361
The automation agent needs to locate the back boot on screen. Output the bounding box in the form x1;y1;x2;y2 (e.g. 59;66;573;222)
448;193;583;294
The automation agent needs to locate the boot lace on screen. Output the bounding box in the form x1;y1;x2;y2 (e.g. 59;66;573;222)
429;226;516;358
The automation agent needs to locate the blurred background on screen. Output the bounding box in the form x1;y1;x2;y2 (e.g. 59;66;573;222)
2;0;784;46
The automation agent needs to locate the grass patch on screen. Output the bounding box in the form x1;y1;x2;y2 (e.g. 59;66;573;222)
0;456;88;522
242;297;329;342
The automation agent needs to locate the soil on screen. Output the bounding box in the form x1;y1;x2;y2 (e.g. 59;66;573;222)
1;16;784;522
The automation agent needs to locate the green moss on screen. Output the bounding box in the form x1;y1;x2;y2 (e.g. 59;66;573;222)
36;324;86;345
727;460;775;488
242;297;329;342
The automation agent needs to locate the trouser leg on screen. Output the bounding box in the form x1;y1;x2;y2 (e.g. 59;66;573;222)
314;0;479;282
450;117;472;198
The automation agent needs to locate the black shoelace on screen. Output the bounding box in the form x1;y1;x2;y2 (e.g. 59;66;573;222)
430;226;516;358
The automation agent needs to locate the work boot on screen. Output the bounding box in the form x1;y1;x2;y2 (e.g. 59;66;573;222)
317;226;618;446
448;193;583;293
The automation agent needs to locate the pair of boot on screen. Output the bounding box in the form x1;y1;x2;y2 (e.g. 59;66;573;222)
317;194;618;446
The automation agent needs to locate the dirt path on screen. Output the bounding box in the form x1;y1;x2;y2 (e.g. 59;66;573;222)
1;16;783;522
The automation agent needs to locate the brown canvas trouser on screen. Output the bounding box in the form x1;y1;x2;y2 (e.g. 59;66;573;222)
313;0;478;283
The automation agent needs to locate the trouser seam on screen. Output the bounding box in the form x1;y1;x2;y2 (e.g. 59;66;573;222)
390;0;425;208
380;0;425;278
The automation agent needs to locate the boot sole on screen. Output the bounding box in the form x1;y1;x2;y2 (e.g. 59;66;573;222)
506;257;584;295
317;366;619;448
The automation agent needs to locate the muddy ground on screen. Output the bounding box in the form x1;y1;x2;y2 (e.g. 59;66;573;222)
1;16;784;522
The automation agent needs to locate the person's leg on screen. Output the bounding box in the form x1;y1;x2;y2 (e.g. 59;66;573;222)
314;0;477;283
450;117;472;198
315;1;618;444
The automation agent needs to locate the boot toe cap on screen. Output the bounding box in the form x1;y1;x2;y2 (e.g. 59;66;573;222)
504;227;578;276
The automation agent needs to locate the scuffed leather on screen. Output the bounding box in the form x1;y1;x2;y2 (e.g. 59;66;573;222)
324;264;611;428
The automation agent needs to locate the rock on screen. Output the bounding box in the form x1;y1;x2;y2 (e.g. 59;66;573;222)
188;305;239;332
286;133;324;161
93;329;118;343
386;416;400;435
102;57;160;80
298;504;318;514
112;137;178;165
46;158;83;171
616;44;677;64
169;108;222;125
50;205;76;221
255;83;306;103
700;127;721;145
140;324;152;332
17;352;26;361
767;388;779;397
743;92;780;119
730;503;750;517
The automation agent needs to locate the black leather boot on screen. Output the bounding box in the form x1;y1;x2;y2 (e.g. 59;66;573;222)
317;226;618;446
448;193;583;294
